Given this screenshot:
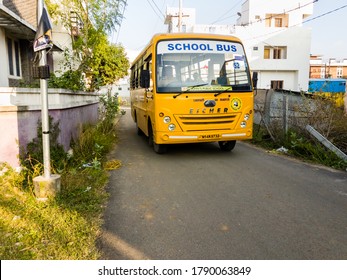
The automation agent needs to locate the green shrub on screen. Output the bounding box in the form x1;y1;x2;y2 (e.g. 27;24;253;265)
19;117;68;189
252;94;347;171
48;70;85;91
1;94;121;259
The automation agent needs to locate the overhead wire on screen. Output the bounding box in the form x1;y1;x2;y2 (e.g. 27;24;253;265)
212;14;238;24
241;0;318;27
150;0;168;36
146;0;165;20
113;1;127;44
303;4;347;24
150;0;166;18
210;0;244;24
241;3;347;43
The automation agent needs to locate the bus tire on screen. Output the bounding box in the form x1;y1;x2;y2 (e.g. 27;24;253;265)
218;140;236;152
148;123;167;154
136;122;142;135
153;142;167;154
134;112;142;135
148;123;154;147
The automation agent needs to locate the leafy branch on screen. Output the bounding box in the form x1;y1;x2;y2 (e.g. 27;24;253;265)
46;0;129;91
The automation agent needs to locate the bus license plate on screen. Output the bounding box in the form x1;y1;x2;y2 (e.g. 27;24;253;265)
199;134;220;140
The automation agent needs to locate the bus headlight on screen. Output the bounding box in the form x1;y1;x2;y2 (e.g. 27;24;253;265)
240;121;247;128
168;124;176;131
244;114;250;121
163;116;171;123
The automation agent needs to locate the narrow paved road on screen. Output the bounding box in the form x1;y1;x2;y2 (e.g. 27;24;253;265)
98;108;347;259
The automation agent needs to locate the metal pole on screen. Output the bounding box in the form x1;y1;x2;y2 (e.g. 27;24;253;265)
282;94;288;136
40;50;51;178
306;125;347;162
38;0;51;178
178;0;182;32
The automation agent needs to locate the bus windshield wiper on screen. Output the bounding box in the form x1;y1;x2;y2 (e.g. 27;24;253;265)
214;87;233;97
173;83;209;98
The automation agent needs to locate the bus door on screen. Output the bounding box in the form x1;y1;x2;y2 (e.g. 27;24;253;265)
138;56;153;136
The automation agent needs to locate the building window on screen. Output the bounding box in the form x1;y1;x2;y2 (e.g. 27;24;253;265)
264;46;287;59
337;67;343;78
274;18;283;27
271;80;283;90
320;67;325;78
7;37;21;78
273;48;282;59
265;14;289;27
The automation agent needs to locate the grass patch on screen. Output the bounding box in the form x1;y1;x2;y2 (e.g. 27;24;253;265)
0;94;121;259
0;168;104;259
251;95;347;171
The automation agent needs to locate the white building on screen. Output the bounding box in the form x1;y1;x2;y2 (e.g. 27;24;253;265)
165;0;314;92
99;77;130;104
235;0;313;91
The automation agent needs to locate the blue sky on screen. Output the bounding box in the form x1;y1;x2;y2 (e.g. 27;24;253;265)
114;0;347;61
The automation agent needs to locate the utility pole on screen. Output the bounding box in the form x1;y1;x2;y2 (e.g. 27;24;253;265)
178;0;182;32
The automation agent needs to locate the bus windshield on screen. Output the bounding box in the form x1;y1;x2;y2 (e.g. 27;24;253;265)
156;39;252;93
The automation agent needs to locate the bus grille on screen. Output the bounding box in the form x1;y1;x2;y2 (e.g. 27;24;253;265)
175;114;238;132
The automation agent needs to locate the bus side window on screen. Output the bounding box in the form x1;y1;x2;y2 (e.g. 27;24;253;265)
130;66;136;89
145;55;153;88
140;58;150;89
134;64;138;88
136;64;141;88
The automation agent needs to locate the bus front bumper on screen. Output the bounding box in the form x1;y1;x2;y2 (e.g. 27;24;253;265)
156;130;252;144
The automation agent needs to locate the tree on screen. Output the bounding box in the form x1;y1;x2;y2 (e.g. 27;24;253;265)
81;30;129;91
87;0;126;34
47;0;129;91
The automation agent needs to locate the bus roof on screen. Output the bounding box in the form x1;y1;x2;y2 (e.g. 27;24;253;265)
131;33;244;67
150;32;242;42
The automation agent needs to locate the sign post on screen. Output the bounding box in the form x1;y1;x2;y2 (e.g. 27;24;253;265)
33;0;61;200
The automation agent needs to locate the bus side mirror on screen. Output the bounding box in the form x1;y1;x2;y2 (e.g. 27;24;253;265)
140;70;150;88
252;71;258;89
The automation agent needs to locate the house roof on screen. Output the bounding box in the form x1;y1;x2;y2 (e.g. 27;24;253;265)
0;3;36;39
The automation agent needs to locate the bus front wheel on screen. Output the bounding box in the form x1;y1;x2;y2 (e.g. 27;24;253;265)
148;124;167;154
218;140;236;152
153;141;167;154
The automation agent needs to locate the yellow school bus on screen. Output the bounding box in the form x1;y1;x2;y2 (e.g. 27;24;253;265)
130;33;255;153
